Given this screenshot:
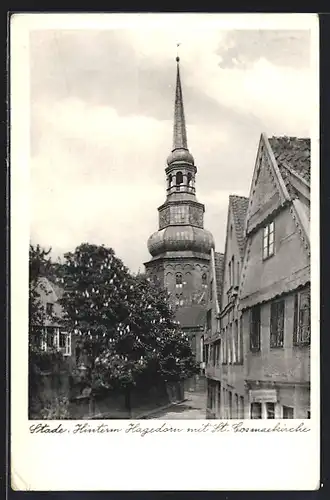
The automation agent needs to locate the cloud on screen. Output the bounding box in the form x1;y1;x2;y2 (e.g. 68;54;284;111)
29;27;312;272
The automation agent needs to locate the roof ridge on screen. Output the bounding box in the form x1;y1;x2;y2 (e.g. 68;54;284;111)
229;194;249;200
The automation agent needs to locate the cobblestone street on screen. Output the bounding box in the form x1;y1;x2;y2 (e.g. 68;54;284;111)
147;390;207;419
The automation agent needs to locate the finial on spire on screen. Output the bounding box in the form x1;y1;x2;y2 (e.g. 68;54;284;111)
176;42;181;62
172;47;187;151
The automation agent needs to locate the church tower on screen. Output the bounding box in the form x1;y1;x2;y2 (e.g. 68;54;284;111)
144;56;214;358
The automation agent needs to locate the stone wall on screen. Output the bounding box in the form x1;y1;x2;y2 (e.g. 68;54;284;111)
30;371;185;420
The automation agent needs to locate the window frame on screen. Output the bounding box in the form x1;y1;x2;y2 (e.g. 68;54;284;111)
293;288;311;346
262;220;275;260
176;171;183;185
46;302;54;316
266;402;275;419
250;305;261;352
283;405;294;419
175;273;183;287
251;402;262;419
270;299;285;348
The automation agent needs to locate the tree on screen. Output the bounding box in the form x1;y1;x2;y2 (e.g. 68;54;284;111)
29;244;65;418
29;244;52;328
59;243;198;408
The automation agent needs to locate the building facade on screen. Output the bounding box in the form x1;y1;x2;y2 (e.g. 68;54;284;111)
144;57;214;368
206;196;248;419
31;277;73;362
240;134;310;419
206;133;310;420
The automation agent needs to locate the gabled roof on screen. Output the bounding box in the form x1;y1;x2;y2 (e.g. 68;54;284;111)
268;136;310;183
268;136;310;201
214;251;225;306
229;195;249;259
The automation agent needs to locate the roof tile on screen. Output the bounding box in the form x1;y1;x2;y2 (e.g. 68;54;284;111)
268;136;311;190
214;252;225;305
229;195;249;259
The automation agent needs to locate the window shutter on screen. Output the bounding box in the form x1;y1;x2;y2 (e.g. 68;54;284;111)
66;332;71;356
293;293;299;344
54;328;59;349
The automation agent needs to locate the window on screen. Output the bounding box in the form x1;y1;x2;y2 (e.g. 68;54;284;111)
207;381;212;409
293;288;311;345
228;391;232;419
167;175;172;189
40;327;71;356
210;279;213;301
200;336;204;363
212;344;216;366
215;340;221;365
46;302;54;316
235;394;239;419
283;406;294;419
234;320;239;364
175;273;183;287
187;172;192;186
270;300;285;348
46;327;56;348
251;402;262;419
176;171;183;185
59;332;66;348
206;309;212;331
263;221;275;259
250;305;261;352
202;273;207;287
239;396;244;419
239;316;244;362
66;333;71;356
217;382;221;414
266;402;275;419
228;325;232;364
307;411;311;419
204;343;209;365
225;328;228;363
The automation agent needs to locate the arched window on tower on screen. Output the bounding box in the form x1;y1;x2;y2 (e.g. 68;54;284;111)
167;175;172;189
187;172;192;186
202;273;207;288
176;273;183;288
176;171;183;185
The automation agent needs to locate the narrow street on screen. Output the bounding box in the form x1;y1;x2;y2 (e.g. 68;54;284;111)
147;390;207;419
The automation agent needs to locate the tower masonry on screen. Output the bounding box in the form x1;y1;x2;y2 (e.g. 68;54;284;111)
144;56;214;353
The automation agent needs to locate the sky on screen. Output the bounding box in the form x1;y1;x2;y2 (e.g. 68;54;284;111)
29;22;312;273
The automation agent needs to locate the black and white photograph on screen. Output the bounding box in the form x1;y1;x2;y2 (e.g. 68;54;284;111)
26;20;314;422
10;12;320;492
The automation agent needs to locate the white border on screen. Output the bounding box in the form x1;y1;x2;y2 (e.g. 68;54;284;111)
10;13;320;491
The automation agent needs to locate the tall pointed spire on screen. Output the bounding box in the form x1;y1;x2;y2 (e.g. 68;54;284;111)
167;55;194;167
173;56;188;151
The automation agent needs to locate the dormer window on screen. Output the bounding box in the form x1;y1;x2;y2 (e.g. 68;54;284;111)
263;221;275;259
176;171;183;185
46;302;54;316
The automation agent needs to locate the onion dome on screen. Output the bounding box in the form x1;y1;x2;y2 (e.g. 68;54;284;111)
167;148;195;166
147;225;215;257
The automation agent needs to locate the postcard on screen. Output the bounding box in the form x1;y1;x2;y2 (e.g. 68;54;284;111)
10;12;319;490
